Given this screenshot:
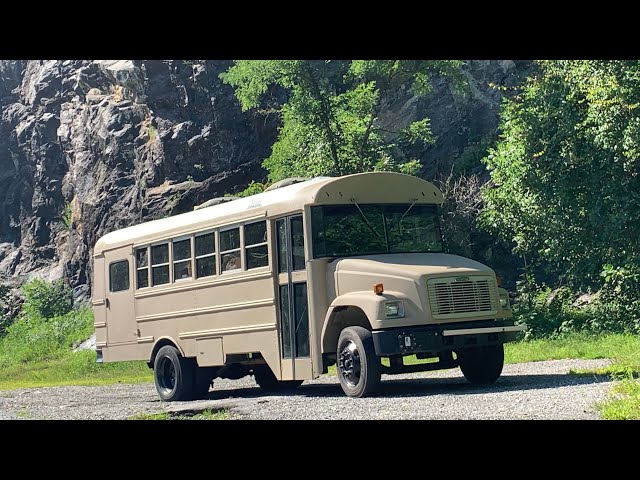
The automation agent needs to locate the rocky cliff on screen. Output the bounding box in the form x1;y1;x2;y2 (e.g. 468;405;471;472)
0;59;529;314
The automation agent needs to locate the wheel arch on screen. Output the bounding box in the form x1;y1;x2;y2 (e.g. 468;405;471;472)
321;305;372;353
148;336;185;368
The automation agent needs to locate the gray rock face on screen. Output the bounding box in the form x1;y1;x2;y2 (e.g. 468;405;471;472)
0;60;278;306
0;60;530;314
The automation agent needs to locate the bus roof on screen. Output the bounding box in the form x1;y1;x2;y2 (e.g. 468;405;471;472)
94;172;443;254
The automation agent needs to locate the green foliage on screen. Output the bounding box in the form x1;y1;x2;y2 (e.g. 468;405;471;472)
129;408;228;420
235;181;266;197
0;306;93;368
129;412;170;420
600;263;640;300
599;379;640;420
0;291;152;390
0;279;94;382
590;330;640;419
513;284;640;339
61;202;72;229
481;61;640;292
221;60;465;182
21;279;73;320
196;408;228;420
148;125;157;141
505;332;640;367
0;351;152;390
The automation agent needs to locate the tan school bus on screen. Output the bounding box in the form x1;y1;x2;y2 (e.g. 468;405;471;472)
93;172;525;399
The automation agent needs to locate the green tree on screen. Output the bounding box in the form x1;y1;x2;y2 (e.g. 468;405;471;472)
221;60;465;183
481;60;640;290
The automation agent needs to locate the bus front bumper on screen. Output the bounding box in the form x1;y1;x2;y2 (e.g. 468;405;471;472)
371;320;526;357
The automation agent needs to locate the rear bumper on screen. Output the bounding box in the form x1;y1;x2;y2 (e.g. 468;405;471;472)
372;320;526;357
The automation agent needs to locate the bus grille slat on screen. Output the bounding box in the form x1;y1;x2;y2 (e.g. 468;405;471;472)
427;278;498;316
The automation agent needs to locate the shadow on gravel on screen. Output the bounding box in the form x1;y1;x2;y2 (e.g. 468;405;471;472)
201;371;613;401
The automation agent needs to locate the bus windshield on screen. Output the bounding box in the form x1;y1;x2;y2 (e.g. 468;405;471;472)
311;203;444;258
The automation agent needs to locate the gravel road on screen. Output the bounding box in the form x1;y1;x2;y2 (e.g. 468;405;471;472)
0;359;613;420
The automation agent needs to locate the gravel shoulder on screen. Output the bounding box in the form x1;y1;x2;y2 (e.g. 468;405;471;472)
0;359;613;420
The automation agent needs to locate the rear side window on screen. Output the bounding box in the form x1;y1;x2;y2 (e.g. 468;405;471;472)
109;260;130;292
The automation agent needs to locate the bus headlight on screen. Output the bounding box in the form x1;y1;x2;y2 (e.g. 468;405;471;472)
384;301;404;318
499;292;510;309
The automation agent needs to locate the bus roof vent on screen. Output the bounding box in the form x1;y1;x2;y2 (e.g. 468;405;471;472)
264;177;311;192
193;196;240;211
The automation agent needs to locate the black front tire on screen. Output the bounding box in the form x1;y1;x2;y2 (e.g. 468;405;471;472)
254;365;303;391
153;345;195;402
458;344;504;385
336;326;381;398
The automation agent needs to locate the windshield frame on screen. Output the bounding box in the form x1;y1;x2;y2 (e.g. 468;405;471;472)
310;203;444;259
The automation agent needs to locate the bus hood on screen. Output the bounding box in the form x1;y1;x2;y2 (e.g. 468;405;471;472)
331;253;494;295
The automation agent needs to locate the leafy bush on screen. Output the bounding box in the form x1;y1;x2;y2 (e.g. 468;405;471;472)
0;306;93;368
514;283;640;339
21;279;73;320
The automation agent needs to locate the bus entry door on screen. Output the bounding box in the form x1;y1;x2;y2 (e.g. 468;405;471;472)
275;215;312;380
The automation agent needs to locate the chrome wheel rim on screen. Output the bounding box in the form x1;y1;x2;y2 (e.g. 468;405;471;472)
338;340;362;388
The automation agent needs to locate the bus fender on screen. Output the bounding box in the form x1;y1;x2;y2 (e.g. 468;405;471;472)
320;292;385;353
149;336;185;367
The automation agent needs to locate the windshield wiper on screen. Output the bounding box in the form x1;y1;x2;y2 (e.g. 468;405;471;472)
400;198;418;221
352;200;382;240
381;211;390;252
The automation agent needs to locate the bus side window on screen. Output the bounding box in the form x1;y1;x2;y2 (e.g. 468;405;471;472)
172;238;192;281
245;221;268;269
220;227;241;273
151;243;170;285
109;260;130;292
195;232;216;278
136;248;149;288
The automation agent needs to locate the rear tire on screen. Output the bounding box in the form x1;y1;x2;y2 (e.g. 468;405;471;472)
254;365;303;391
336;326;381;398
153;345;195;402
458;344;504;385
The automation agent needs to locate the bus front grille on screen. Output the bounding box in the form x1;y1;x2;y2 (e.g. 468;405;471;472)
427;276;499;318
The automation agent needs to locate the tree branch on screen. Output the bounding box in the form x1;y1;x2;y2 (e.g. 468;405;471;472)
301;63;341;175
